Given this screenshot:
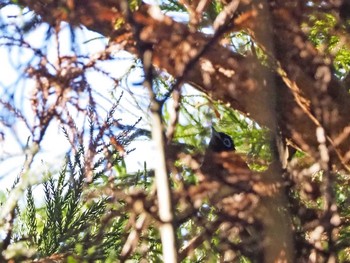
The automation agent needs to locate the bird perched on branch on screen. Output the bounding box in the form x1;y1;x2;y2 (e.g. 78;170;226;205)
185;130;272;261
202;126;250;184
208;126;235;152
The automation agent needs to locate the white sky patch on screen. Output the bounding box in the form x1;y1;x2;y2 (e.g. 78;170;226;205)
0;7;154;191
0;4;217;193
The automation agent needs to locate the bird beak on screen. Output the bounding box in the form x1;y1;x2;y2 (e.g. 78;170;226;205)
211;126;220;138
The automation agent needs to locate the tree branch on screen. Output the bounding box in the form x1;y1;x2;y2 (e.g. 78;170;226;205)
118;2;178;262
17;0;350;168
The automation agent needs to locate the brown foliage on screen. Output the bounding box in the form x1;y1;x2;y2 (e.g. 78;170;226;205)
18;0;350;170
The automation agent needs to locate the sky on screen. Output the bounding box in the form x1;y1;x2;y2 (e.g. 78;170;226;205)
0;2;217;196
0;4;157;191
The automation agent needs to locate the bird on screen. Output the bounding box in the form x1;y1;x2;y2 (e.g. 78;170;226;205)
208;126;235;152
188;127;266;260
202;126;250;185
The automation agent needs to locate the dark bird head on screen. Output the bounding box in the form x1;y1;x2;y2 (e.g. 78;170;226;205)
208;127;235;152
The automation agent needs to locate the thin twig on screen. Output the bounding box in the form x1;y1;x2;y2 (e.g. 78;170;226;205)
164;0;240;142
118;2;178;262
313;65;340;262
120;213;147;260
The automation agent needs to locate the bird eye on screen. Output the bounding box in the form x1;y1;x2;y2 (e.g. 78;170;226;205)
223;138;232;148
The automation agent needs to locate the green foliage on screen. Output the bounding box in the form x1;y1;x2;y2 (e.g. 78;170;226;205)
159;0;187;13
334;48;350;77
0;100;154;261
308;13;337;47
307;12;350;78
129;0;142;11
171;91;272;171
22;148;120;261
26;186;37;244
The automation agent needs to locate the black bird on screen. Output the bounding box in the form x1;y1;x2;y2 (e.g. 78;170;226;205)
208;127;235;152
